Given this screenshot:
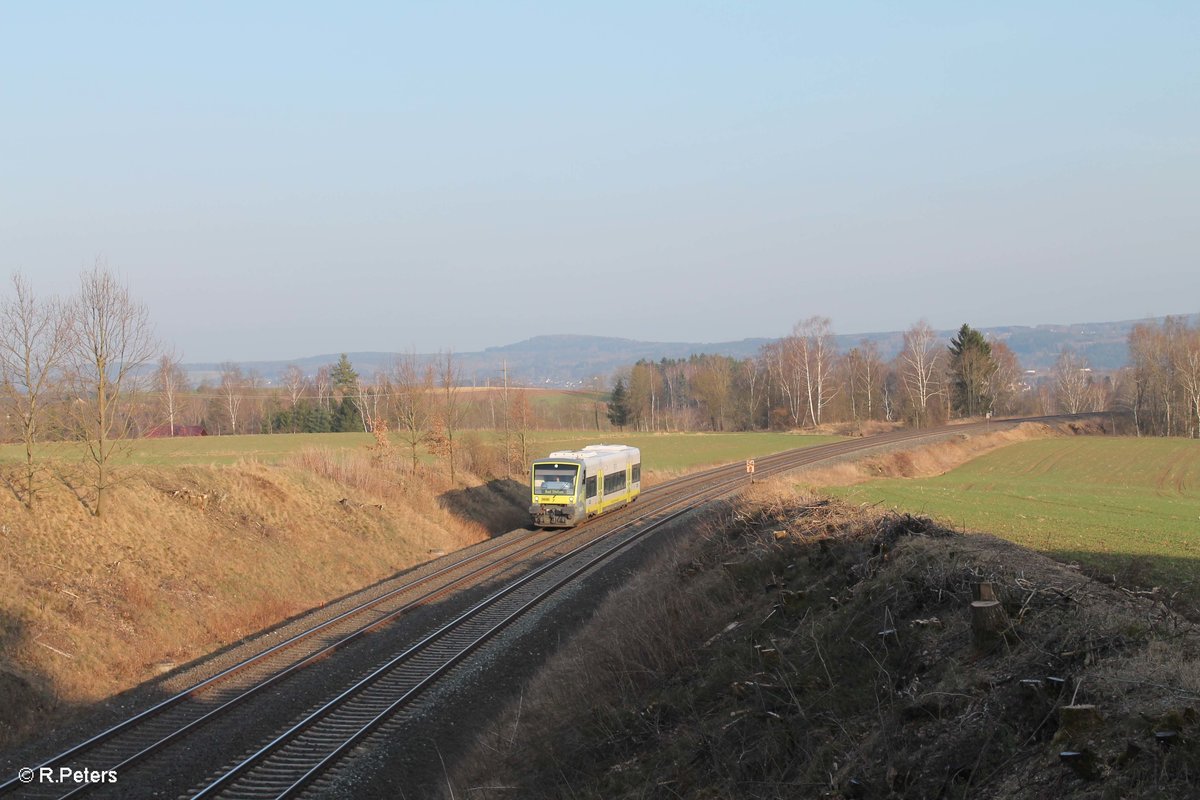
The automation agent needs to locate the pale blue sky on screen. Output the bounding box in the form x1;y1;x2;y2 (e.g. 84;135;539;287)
2;2;1196;361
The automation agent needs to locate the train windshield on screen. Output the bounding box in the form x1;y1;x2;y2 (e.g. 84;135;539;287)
533;464;578;496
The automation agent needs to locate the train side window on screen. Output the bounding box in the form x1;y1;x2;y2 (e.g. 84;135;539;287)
632;463;640;483
604;472;625;494
586;476;596;499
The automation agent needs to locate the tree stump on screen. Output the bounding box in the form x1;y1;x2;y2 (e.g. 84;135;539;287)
972;581;997;602
971;600;1010;645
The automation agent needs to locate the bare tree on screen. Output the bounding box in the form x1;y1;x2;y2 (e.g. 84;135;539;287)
737;357;767;430
843;340;883;423
987;340;1023;416
282;364;307;427
899;320;942;428
508;388;534;472
692;356;734;430
1178;327;1200;438
793;316;839;427
154;351;188;436
70;264;157;517
1053;348;1093;414
763;338;805;428
357;372;388;432
244;369;266;433
623;362;661;432
219;362;244;434
314;364;332;413
393;353;434;474
433;352;471;483
0;272;72;508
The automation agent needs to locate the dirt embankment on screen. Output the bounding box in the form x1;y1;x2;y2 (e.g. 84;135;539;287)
0;450;527;750
794;419;1108;487
456;480;1200;799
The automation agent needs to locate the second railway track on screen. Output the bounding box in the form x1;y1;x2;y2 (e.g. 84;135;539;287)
1;416;1072;799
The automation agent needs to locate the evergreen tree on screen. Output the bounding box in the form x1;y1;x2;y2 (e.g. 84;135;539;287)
332;396;361;432
607;377;630;429
948;324;996;417
271;401;333;433
329;354;363;432
331;353;358;394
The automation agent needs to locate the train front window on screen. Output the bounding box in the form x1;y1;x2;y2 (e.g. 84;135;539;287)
533;465;578;496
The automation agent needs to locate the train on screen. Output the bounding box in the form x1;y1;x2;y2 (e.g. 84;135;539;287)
529;444;641;528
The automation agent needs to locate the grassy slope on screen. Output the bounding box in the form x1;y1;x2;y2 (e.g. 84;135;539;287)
0;456;511;748
827;437;1200;599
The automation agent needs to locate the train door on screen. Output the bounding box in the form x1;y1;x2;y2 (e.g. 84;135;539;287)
584;470;598;516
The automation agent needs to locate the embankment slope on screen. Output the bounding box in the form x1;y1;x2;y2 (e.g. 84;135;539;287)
0;453;524;749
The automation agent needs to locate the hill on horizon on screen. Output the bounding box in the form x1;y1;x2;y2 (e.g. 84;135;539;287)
181;314;1198;388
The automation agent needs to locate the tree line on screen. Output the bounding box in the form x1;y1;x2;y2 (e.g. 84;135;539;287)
0;268;552;514
605;317;1033;432
0;266;155;515
4;267;1195;518
604;315;1200;437
1119;316;1200;437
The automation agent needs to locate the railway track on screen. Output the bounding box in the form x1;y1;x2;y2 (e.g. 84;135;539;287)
0;415;1078;799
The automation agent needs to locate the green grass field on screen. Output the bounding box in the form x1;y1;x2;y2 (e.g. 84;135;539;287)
0;430;844;471
827;437;1200;598
523;431;845;473
0;432;383;466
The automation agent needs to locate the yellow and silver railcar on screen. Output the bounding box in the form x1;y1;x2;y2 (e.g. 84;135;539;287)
529;444;641;528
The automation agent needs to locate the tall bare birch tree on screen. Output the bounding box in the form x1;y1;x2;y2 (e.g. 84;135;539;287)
282;364;307;432
1053;349;1093;414
763;339;805;428
844;340;883;422
314;365;332;413
155;351;188;435
900;320;941;428
1178;327;1200;438
219;362;244;434
795;316;839;427
71;264;157;517
0;273;72;508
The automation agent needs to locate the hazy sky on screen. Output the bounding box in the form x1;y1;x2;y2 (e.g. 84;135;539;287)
2;2;1197;362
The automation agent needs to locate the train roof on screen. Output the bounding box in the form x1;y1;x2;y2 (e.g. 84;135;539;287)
538;444;640;464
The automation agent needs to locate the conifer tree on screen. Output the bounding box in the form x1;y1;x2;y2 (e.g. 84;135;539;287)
330;354;363;432
947;324;996;418
607;377;630;429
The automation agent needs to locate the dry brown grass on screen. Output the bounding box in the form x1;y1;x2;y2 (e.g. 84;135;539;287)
456;480;1200;799
810;419;905;437
0;452;515;749
790;420;1094;488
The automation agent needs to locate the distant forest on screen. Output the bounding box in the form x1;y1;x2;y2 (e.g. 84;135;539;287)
603;316;1199;438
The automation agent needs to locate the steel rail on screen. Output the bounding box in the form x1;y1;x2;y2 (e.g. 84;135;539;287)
192;465;763;799
192;417;1038;799
1;414;1088;798
2;436;781;799
1;452;752;799
0;529;584;799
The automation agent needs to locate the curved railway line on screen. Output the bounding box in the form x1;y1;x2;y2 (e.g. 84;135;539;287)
0;415;1084;799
